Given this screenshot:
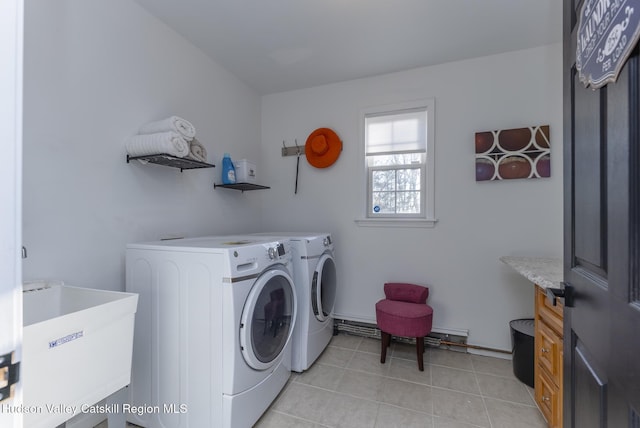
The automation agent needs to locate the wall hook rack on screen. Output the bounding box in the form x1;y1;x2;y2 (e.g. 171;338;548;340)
281;140;304;157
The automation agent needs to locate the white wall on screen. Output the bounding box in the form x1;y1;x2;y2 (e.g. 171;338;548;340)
260;44;563;351
22;0;562;352
22;0;263;291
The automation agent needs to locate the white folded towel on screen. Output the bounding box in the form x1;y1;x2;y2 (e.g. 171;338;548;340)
125;131;190;158
138;116;196;140
185;138;208;163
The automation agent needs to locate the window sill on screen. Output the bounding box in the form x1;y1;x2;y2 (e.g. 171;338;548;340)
354;218;438;228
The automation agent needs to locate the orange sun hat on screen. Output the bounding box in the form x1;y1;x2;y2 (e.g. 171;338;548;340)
305;128;342;168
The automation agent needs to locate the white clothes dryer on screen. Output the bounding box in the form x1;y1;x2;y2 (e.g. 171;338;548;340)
252;232;337;372
125;236;296;428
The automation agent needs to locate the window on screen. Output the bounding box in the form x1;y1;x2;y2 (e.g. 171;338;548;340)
359;99;435;227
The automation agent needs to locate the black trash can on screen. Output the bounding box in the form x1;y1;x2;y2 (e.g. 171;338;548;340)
510;318;535;388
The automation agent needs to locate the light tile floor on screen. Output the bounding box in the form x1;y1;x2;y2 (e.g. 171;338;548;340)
255;333;547;428
96;333;546;428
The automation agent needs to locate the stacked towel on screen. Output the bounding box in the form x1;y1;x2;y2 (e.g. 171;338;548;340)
125;116;208;163
125;131;190;158
138;115;196;141
185;138;208;163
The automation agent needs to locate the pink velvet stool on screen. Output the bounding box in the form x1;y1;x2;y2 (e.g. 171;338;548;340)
375;282;433;371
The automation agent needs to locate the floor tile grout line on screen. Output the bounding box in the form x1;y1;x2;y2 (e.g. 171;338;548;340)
302;356;541;409
470;356;494;428
311;337;541;414
375;401;434;417
278;375;543;423
374;401;439;428
350;344;522;381
476;394;541;409
429;382;540;408
268;409;333;427
343;346;357;368
277;384;385;427
285;379;436;419
432;415;489;428
281;335;546;428
481;396;496;428
289;367;540;426
473;370;523;380
432;363;526;382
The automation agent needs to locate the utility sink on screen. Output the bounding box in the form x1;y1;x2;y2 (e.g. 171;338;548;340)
22;281;138;428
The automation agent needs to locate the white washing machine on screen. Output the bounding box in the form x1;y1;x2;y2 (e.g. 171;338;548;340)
252;233;337;372
125;235;296;428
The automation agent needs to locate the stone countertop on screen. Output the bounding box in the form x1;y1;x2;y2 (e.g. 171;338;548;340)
500;256;563;289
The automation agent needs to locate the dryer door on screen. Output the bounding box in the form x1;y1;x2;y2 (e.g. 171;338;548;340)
240;267;296;371
311;253;337;322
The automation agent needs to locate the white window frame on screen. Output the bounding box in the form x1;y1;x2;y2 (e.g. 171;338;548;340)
356;99;436;228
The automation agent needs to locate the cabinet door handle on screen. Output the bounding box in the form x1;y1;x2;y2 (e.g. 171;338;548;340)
546;287;564;306
546;282;575;307
542;395;550;402
541;348;550;353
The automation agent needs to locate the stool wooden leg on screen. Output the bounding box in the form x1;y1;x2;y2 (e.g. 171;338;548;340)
380;331;391;364
416;336;424;371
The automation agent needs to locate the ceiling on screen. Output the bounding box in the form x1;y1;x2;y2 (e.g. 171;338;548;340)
133;0;562;95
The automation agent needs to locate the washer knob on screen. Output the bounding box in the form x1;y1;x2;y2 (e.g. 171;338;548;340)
268;247;277;260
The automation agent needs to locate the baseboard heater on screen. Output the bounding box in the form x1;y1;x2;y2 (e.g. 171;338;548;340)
333;318;470;353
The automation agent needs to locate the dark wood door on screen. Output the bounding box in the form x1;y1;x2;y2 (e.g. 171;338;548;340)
564;0;640;427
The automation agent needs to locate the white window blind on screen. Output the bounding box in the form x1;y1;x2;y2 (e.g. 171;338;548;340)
365;108;427;155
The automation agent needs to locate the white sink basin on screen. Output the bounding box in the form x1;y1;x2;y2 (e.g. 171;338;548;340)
22;281;138;428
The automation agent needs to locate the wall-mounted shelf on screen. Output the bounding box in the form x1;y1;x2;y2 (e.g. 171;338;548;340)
126;154;215;172
214;183;270;193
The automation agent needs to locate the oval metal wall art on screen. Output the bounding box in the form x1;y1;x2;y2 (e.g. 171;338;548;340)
475;125;550;182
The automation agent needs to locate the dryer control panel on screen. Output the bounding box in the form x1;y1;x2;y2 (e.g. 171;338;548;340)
221;239;291;279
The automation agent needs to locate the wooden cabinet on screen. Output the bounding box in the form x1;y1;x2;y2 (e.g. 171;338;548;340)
534;285;563;427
